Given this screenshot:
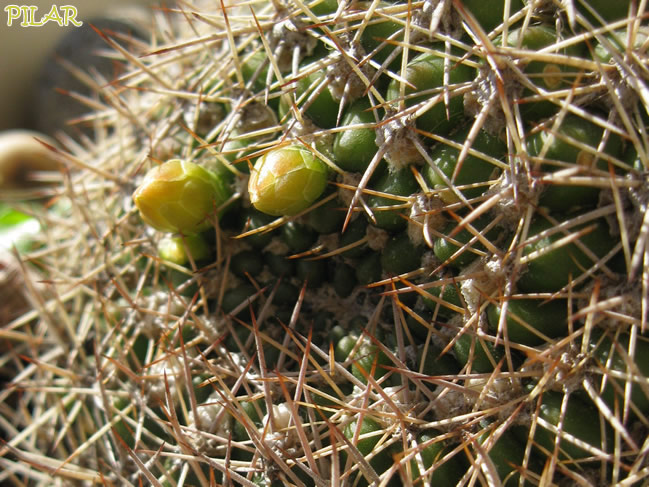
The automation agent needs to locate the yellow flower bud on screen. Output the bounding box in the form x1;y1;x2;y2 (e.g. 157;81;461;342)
133;159;232;234
158;235;209;266
248;145;328;216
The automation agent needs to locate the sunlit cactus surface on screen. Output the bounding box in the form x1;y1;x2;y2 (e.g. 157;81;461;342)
1;1;649;486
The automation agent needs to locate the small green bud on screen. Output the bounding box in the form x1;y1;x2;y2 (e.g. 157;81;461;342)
342;415;398;481
158;235;209;266
296;258;327;288
527;113;623;211
496;25;586;119
351;339;391;384
248;145;328;216
281;221;317;253
133;159;232;234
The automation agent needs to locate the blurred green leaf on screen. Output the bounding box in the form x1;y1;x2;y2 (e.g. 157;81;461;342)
0;203;39;252
0;203;32;228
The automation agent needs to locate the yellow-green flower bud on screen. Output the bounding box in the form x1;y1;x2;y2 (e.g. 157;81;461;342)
248;145;328;216
133;159;232;234
158;235;209;266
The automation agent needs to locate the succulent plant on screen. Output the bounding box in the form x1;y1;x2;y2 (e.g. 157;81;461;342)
2;1;649;486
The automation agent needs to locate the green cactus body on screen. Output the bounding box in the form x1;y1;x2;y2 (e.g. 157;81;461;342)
498;24;586;119
381;231;423;275
589;332;649;414
454;332;505;373
532;391;606;462
333;98;380;172
526;113;624;211
433;216;502;268
478;425;535;487
517;216;617;293
486;298;569;346
4;1;649;486
386;46;474;135
424;125;507;201
367;166;418;231
411;431;467;485
422;280;465;320
460;0;524;32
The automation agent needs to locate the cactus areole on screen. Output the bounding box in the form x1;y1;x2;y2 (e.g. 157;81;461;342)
133;159;232;234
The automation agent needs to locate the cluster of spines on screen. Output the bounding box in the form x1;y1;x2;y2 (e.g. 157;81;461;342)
1;1;648;486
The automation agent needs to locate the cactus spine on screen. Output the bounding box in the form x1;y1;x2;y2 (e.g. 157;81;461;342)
1;1;649;486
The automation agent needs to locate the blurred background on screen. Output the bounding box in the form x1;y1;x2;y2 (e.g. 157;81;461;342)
0;0;160;134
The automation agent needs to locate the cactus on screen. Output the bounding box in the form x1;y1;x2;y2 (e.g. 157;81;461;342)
1;0;649;485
